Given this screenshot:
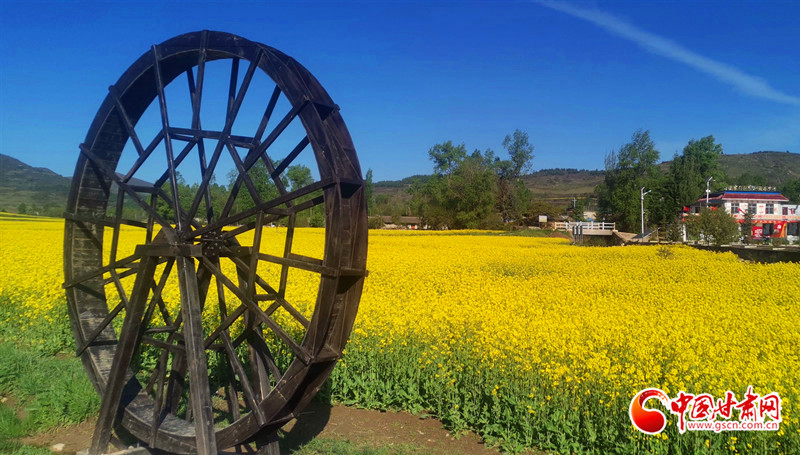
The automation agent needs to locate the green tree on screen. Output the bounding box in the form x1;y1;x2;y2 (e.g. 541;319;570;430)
741;210;755;244
781;178;800;203
411;145;499;229
364;169;375;215
734;172;768;187
285;164;312;191
156;172;194;222
226;161;280;217
502;129;534;177
428;141;467;176
527;200;561;224
596;129;662;232
569;197;587;222
693;207;739;246
17;203;27;214
284;164;323;227
495;130;534;222
666;135;726;216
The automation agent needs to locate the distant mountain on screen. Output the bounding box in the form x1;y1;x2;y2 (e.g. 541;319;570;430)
718;151;800;187
0;154;71;215
374;152;800;208
1;151;797;216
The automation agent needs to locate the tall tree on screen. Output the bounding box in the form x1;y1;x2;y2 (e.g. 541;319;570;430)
428;141;467;176
226;160;280;216
411;144;499;229
502;129;534;177
285;164;312;191
284;164;324;227
667;135;726;215
596;129;662;232
496;130;534;222
364;168;375;215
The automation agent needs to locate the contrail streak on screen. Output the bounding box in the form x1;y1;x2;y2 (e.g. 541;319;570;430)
536;0;800;106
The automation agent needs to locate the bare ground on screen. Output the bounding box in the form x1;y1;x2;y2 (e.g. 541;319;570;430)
21;401;504;454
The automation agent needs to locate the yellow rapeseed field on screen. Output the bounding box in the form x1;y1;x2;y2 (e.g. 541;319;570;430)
1;213;798;454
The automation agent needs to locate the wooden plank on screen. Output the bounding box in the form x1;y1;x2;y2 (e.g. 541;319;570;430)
89;255;157;455
174;256;217;455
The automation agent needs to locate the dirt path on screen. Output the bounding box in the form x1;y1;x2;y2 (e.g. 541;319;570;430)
22;402;503;454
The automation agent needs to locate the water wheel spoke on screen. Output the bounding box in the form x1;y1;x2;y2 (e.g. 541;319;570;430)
151;44;186;233
225;255;310;328
220;331;266;425
191;30;208;130
252;99;309;163
200;257;310;363
109;270;130;309
253;85;282;143
63;212;148;229
174;256;217;454
241;326;283;383
218;146;275;222
226;142;266;206
187;53;215;224
271;136;310;180
122;131;165;183
153;139;199;188
89;255;158;455
198;258;252;348
64;252;141;289
153;187;204;230
257;251;334;276
108;84;145;157
209;256;245;422
185;50;261;224
78;144;176;235
75;300;125;356
190;178;339;240
139;258;176;338
141;335;185;354
220;214;286;240
149;346;171;446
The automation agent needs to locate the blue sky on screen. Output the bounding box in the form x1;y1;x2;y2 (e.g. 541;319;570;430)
1;0;798;182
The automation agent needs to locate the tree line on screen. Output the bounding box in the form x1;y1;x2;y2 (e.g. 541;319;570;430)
596;129;800;242
116;161;325;227
394;130;546;229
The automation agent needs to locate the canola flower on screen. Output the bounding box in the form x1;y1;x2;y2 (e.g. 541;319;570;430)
1;213;799;454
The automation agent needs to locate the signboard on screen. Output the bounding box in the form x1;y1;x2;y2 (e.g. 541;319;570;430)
539;215;547;223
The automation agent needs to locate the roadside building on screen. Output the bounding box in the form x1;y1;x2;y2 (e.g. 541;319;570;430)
378;215;422;229
688;187;800;242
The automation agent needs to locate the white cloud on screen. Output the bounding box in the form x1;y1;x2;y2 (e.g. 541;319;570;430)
536;0;800;106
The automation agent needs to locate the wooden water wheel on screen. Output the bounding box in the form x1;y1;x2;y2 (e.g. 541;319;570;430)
63;30;367;454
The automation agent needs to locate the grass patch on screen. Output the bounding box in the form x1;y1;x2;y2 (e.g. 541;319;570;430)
497;228;568;238
290;437;428;455
0;342;99;439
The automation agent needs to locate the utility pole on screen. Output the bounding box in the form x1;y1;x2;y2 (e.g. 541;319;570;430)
706;176;714;206
640;186;651;241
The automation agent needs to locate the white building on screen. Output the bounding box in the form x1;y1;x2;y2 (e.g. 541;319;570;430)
689;187;799;241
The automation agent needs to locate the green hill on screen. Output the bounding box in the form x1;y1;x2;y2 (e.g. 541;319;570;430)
718;151;800;186
374;152;800;208
0;154;71;216
1;151;797;216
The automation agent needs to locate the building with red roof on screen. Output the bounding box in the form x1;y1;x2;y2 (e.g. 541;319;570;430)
688;187;799;240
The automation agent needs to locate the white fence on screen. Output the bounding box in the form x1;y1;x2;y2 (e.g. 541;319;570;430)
554;221;615;231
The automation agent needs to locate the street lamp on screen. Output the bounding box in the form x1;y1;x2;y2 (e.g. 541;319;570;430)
705;176;714;206
640;186;651;240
